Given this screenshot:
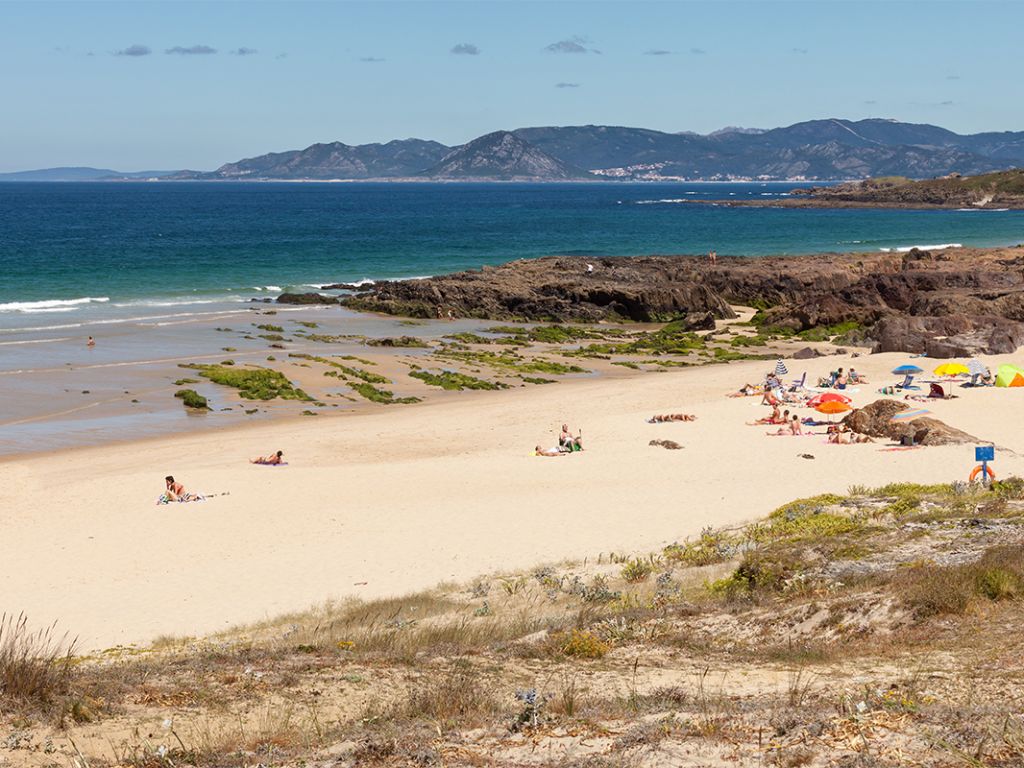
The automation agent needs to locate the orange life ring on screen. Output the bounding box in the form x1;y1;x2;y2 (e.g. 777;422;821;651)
969;465;995;482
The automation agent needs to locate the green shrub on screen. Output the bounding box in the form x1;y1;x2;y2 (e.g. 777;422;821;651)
621;559;654;583
758;512;863;542
254;323;284;332
707;552;802;599
663;529;735;567
559;630;609;659
976;567;1021;601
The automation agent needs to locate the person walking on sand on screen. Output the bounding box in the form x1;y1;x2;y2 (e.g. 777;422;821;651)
709;250;717;266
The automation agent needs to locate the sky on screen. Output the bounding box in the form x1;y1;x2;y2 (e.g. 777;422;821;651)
1;0;1022;172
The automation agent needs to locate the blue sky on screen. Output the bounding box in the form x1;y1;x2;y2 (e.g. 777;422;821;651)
1;0;1021;172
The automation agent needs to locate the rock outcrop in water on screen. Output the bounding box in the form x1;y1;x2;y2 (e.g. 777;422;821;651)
338;245;1024;355
697;170;1024;209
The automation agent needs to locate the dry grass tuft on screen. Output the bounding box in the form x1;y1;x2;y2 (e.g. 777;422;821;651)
0;613;76;711
892;543;1024;617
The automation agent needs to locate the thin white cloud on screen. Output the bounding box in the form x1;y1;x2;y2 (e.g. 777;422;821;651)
792;47;809;54
114;44;151;57
451;43;480;55
690;47;707;55
644;49;672;56
165;45;217;55
544;36;599;54
555;82;581;88
231;47;258;56
359;56;385;63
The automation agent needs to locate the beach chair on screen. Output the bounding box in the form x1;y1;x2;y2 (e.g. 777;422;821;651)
789;372;807;391
896;374;919;391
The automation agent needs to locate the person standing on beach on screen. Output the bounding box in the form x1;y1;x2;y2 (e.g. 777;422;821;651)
87;336;95;347
708;250;717;266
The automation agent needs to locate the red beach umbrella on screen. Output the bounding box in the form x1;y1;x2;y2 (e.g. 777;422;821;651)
808;392;852;407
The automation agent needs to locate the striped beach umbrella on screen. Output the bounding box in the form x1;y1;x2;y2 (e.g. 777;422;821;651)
774;359;789;376
890;409;931;422
968;359;988;376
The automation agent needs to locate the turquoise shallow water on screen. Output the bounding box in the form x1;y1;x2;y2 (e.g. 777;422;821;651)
2;181;1023;316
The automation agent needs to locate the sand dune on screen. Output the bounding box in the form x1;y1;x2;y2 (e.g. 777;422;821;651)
3;350;1023;650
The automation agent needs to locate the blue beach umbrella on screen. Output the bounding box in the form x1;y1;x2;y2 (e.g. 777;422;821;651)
892;364;924;375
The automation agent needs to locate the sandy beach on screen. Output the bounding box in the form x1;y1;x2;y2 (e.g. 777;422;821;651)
3;348;1023;650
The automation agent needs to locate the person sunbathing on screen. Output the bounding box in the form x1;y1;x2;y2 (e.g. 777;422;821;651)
251;450;284;465
829;431;874;444
535;445;566;457
729;383;760;397
649;413;697;422
559;424;583;451
768;415;803;436
750;405;781;425
165;475;185;501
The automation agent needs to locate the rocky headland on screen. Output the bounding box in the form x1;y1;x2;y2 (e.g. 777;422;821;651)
699;169;1024;209
309;245;1024;356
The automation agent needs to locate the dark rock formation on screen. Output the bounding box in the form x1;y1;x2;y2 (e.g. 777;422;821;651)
276;292;339;305
792;347;822;360
343;256;737;323
339;245;1024;354
320;282;377;291
842;399;977;446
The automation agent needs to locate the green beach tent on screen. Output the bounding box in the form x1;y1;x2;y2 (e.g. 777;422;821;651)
995;364;1024;387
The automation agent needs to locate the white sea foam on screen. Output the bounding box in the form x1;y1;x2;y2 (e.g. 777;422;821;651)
111;297;248;308
0;336;75;347
0;297;109;313
879;243;963;253
957;208;1010;212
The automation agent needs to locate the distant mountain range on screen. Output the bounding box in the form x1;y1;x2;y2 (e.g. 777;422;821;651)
0;166;176;182
7;119;1024;182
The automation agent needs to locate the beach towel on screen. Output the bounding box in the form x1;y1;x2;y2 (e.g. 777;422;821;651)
156;493;206;505
252;460;289;466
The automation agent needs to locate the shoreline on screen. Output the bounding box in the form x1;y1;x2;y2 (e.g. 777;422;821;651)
5;347;1024;651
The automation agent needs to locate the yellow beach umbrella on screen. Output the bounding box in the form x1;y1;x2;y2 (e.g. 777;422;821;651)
934;362;970;377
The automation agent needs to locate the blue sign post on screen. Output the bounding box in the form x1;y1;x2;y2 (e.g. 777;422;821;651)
974;445;995;483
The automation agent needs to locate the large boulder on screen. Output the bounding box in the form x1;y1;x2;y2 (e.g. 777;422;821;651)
842;399;977;445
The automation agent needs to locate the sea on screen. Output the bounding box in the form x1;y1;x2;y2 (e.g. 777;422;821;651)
1;181;1023;455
